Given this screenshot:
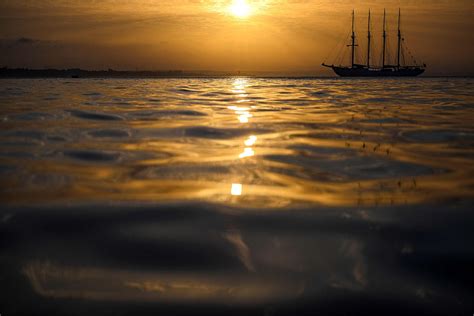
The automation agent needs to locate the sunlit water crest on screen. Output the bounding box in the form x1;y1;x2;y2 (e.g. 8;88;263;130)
0;78;473;314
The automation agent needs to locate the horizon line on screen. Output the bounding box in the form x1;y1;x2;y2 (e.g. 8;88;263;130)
1;67;473;78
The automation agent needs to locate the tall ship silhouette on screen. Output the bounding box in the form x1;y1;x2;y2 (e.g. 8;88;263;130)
323;9;426;77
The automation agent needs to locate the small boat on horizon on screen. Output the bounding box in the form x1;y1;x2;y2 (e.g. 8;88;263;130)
322;9;426;77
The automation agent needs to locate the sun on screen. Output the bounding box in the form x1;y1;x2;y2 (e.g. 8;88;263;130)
229;0;252;18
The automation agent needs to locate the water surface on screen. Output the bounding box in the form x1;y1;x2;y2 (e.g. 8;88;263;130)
0;78;473;315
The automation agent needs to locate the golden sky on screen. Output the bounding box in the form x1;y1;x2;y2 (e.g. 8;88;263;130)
0;0;473;75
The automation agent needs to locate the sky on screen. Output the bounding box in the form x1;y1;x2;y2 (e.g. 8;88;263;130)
0;0;473;75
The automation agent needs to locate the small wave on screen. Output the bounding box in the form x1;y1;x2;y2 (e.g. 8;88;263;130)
2;130;45;140
0;140;42;147
82;92;102;96
63;150;121;162
360;117;409;124
289;144;355;156
157;110;207;117
146;98;161;103
184;126;269;139
68;110;124;121
264;154;435;180
362;97;390;103
47;135;68;142
0;151;35;159
308;90;329;96
402;129;474;143
8;112;56;121
87;129;131;138
174;87;199;94
132;164;231;180
125;110;206;120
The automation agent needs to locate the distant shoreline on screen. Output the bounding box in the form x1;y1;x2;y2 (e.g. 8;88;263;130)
0;68;472;79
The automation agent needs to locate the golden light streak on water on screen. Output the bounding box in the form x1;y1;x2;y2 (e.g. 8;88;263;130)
231;183;243;196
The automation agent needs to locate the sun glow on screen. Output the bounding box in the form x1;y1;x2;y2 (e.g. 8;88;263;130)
229;0;252;18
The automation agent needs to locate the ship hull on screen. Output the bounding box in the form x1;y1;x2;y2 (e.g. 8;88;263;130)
331;66;424;77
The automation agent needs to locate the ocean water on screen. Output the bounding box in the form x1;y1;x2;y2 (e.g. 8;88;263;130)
0;77;473;315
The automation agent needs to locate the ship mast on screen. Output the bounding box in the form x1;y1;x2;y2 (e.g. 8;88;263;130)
367;10;371;68
382;9;386;68
350;10;356;68
397;8;402;68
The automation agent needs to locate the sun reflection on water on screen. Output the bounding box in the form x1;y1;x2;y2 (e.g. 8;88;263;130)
229;78;253;124
229;79;256;197
244;135;257;147
231;183;243;196
239;147;255;159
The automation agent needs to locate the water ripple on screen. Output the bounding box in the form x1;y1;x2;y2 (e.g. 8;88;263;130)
0;77;472;208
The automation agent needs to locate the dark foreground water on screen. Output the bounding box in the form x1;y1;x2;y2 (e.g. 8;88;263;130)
0;78;473;315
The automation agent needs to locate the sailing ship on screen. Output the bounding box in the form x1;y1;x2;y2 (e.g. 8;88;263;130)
322;9;426;77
